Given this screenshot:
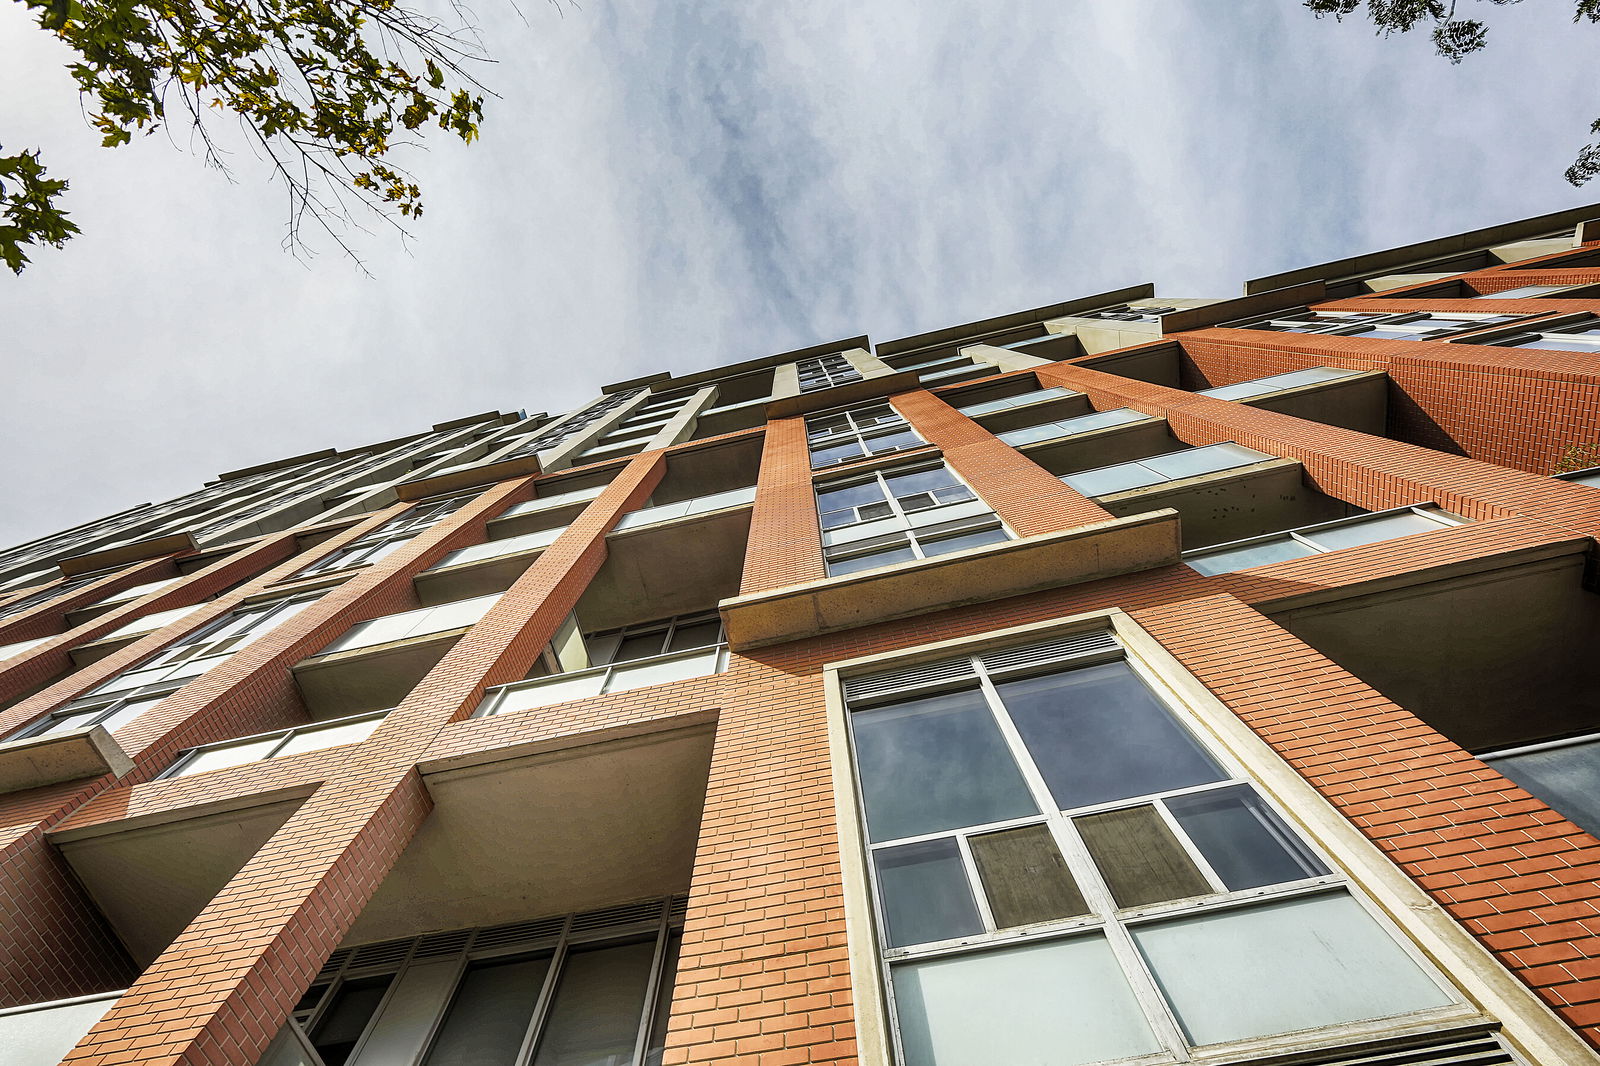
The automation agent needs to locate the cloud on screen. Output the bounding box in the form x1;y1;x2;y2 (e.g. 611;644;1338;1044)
0;0;1595;546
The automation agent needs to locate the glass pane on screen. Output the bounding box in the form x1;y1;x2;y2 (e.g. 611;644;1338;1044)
172;736;283;777
31;710;100;738
531;939;656;1066
642;932;682;1066
867;428;921;454
1197;381;1276;400
996;662;1224;810
1133;893;1451;1046
1059;407;1145;434
493;672;607;714
1300;511;1447;552
917;526;1008;557
969;824;1089;928
665;620;722;652
1143;443;1272;480
608;648;722;691
1520;336;1600;352
1063;461;1163;497
425;954;551;1066
1185;536;1319;575
885;467;964;500
816;481;885;516
95;695;168;735
311;974;394;1066
811;441;863;467
892;935;1160;1066
613;631;668;663
274;716;384;757
826;545;917;576
1486;738;1600;837
1076;805;1212;908
853;688;1038;842
874;838;983;947
1166;785;1327;890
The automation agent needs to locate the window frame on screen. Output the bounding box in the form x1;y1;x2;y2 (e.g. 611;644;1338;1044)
814;460;1010;577
1181;503;1469;575
806;403;927;470
821;612;1523;1066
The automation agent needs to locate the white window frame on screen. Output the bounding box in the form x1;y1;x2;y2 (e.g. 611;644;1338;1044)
806;403;926;469
815;461;1009;576
159;708;390;778
797;352;864;392
821;611;1586;1066
1181;504;1468;575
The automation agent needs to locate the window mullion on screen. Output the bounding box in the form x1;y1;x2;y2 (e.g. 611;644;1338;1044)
629;911;671;1066
1151;796;1228;894
512;921;572;1066
953;832;998;932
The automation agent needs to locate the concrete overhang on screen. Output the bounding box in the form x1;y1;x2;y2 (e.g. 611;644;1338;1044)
0;726;132;794
396;454;541;501
293;629;470;718
877;286;1154;360
960;392;1092;434
719;508;1182;650
344;719;715;943
58;533;198;578
960;334;1081;363
1233;371;1388;436
1095;459;1329;551
578;504;755;631
218;448;337;482
413;548;545;607
52;792;305;966
487;496;601;541
1022;418;1180;476
765;371;921;420
1157;282;1326;333
1073;342;1182;387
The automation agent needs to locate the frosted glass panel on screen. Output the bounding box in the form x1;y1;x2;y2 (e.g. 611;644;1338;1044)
891;936;1160;1066
1185;537;1317;575
1063;461;1163;497
493;673;606;714
853;688;1037;842
609;648;721;691
274;716;383;757
174;736;282;776
1143;443;1272;480
1133;893;1451;1046
531;940;655;1066
1300;511;1444;551
95;696;167;736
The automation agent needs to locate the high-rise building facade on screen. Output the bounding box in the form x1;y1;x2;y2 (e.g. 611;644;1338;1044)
3;204;1600;1066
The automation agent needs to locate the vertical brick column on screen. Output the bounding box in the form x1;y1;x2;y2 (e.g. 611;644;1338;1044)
1130;593;1600;1049
740;418;828;594
62;454;665;1066
890;389;1115;535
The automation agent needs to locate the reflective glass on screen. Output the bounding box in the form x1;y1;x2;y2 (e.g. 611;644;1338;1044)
1300;511;1446;551
614;630;669;663
892;936;1161;1066
1143;443;1272;480
816;481;886;516
311;974;393;1066
1519;337;1600;351
608;647;722;691
425;955;550;1066
94;695;167;736
827;545;917;576
172;736;282;777
492;673;607;714
1166;785;1327;890
853;688;1037;842
875;838;983;947
665;619;722;652
810;441;863;467
1185;536;1318;575
996;662;1224;810
1063;461;1164;497
274;716;384;757
885;468;965;500
1486;737;1600;836
531;940;655;1066
918;527;1008;557
1134;893;1450;1046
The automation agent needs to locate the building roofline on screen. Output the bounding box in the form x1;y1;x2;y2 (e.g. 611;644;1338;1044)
874;285;1156;358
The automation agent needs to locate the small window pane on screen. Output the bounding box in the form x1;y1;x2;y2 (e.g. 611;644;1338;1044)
891;936;1161;1066
853;688;1038;842
996;662;1225;810
1185;537;1318;575
1486;738;1600;837
884;467;964;500
918;526;1008;557
1063;462;1163;497
826;545;917;577
1133;893;1451;1046
613;630;668;663
608;647;722;691
969;824;1089;928
94;696;166;734
1143;443;1272;481
531;939;656;1066
1300;511;1448;552
811;441;863;467
274;716;384;758
494;672;606;714
425;954;551;1066
173;736;283;777
665;620;722;653
311;974;394;1066
1076;805;1212;908
817;481;885;516
874;838;983;947
642;932;682;1066
1166;785;1327;890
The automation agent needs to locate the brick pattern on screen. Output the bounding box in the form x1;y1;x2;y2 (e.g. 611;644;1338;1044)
741;417;828;594
889;389;1114;535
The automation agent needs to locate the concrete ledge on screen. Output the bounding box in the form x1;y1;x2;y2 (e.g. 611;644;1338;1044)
293;629;468;717
0;726;132;794
1160;281;1325;333
396;454;541;501
59;533;198;577
719;508;1182;650
765;371;921;420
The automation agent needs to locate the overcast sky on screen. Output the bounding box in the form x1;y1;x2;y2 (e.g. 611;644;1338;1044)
1;0;1597;548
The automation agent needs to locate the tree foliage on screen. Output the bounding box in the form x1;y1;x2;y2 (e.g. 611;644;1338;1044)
1302;0;1600;185
5;0;493;274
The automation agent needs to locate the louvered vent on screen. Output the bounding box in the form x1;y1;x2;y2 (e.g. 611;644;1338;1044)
473;915;566;949
843;657;977;703
571;899;663;933
1268;1031;1518;1066
348;938;412;969
413;929;473;959
667;896;688;924
978;630;1119;674
314;949;351;981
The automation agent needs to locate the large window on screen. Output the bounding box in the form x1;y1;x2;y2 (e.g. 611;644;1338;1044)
806;404;924;468
1238;310;1523;339
1183;504;1468;575
844;631;1461;1065
796;352;863;392
291;900;682;1066
1483;318;1600;353
816;462;1008;576
297;494;477;578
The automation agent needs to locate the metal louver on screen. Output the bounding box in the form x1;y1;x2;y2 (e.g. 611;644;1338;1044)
413;929;473;959
977;630;1119;674
843;656;978;703
1254;1031;1519;1066
667;896;688;923
472;915;567;949
314;949;351;981
570;899;664;932
347;938;412;969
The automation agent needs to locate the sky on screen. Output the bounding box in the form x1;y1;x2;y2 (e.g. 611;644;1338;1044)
1;0;1597;548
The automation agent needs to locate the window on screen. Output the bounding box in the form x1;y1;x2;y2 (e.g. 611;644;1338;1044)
816;463;1009;576
955;386;1077;419
477;613;728;716
1196;366;1362;401
162;710;388;778
1484;319;1600;353
297;494;476;578
1481;733;1600;837
1078;304;1177;321
1184;505;1468;575
0;571;109;622
1240;310;1523;338
807;404;925;468
503;390;644;460
1063;442;1275;498
1477;284;1576;299
997;407;1148;448
796;352;863;392
1557;465;1600;489
844;631;1460;1066
7;692;168;742
293;900;683;1066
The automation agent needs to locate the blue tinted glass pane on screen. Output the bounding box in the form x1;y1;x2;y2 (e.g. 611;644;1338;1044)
827;545;917;576
920;527;1008;557
886;467;964;498
996;662;1224;810
1487;739;1600;836
875;839;984;947
1166;785;1327;890
1185;537;1318;575
854;688;1038;841
816;481;885;514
